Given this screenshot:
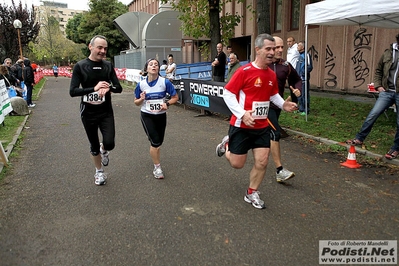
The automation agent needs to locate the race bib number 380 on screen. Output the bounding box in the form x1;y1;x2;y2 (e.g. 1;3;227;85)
252;101;270;119
83;91;105;105
146;99;164;113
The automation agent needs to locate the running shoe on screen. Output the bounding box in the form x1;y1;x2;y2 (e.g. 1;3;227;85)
276;168;295;183
100;143;109;166
94;171;107;186
153;167;164;179
244;190;265;209
216;135;229;157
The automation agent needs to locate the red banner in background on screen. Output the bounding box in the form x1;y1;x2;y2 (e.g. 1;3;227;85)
34;67;126;83
115;68;126;80
34;70;44;84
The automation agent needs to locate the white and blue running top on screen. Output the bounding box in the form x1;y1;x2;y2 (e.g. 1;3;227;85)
135;76;176;115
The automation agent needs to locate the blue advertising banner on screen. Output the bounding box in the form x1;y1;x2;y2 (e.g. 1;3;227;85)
179;78;232;116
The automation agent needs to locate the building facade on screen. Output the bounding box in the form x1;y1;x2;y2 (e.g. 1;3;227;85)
34;1;85;35
124;0;399;94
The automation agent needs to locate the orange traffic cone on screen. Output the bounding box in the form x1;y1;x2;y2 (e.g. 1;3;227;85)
341;145;361;168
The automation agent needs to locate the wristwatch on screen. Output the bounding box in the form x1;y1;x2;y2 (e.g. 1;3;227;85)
166;101;170;107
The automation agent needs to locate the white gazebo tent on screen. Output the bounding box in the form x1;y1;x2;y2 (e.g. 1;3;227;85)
305;0;399;28
303;0;399;119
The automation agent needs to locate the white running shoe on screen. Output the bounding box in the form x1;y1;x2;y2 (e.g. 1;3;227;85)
276;168;295;183
101;151;109;166
100;143;109;166
244;190;265;209
153;167;164;179
216;135;229;157
94;171;107;186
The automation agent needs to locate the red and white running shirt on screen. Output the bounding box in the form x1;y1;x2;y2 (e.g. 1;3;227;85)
224;62;279;129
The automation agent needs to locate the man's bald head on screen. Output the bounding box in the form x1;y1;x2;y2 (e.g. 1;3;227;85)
273;36;284;60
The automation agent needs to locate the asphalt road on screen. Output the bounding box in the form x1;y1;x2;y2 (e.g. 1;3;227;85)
0;77;398;265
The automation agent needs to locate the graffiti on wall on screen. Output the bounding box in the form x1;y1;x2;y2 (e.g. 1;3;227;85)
324;44;337;89
308;45;319;62
351;28;372;88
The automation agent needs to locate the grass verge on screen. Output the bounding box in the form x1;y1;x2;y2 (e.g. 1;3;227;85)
279;94;396;157
0;78;46;180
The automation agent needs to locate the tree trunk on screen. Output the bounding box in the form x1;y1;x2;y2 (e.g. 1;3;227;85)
209;0;221;60
256;0;270;35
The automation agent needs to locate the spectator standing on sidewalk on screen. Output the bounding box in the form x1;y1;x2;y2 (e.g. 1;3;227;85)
270;36;302;182
69;35;123;186
346;33;399;160
215;34;298;209
226;52;240;82
286;36;300;69
160;60;168;71
2;58;18;86
134;58;178;179
224;52;241;121
296;41;313;115
23;58;35;108
165;54;177;81
31;61;38;72
12;59;24;85
4;58;18;86
211;43;227;82
0;65;12;87
226;45;233;65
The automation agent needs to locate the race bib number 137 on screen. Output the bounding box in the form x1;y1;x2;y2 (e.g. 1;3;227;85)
252;101;270;119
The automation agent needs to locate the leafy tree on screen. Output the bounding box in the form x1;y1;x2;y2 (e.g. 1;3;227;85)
163;0;247;60
62;41;86;65
38;16;65;64
65;0;129;60
31;10;85;66
0;0;39;62
65;13;84;44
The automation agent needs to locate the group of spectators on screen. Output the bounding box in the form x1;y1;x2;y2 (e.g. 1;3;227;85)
0;57;37;107
0;56;61;109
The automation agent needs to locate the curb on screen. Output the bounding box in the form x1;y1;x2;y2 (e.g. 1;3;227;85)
0;112;30;174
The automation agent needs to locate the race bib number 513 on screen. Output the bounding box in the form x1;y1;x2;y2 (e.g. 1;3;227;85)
146;99;164;112
252;101;270;119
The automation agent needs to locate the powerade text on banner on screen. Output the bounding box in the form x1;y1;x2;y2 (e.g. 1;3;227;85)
180;78;231;116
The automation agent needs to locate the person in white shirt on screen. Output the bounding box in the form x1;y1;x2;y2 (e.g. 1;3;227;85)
160;60;167;70
286;36;300;69
165;54;176;80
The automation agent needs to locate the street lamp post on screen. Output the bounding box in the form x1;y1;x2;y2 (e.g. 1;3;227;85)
13;19;23;60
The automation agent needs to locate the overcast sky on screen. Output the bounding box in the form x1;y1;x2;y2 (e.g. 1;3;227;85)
1;0;132;11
